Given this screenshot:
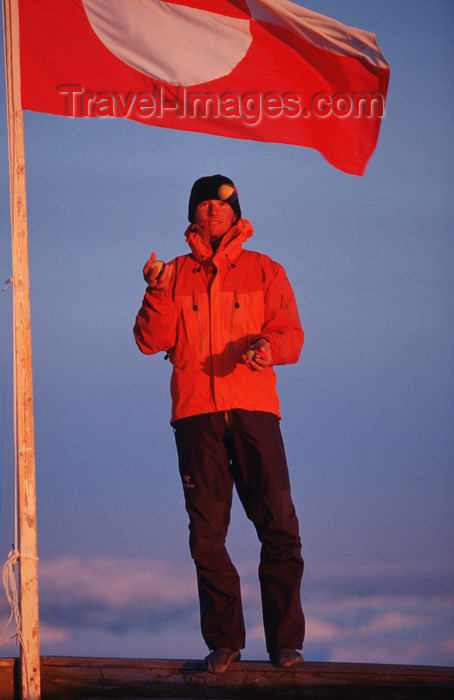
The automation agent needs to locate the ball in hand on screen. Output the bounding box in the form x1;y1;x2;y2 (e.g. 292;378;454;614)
150;260;165;279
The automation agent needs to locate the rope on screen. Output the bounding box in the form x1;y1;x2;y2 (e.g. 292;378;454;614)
1;549;32;700
0;548;20;648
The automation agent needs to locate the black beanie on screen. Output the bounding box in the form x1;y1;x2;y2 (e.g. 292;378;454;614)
188;175;241;223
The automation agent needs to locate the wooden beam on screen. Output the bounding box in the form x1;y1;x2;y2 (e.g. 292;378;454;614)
3;1;41;698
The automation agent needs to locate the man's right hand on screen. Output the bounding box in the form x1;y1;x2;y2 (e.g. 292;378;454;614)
143;252;173;290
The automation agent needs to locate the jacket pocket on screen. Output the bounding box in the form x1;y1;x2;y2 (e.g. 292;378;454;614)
171;293;208;369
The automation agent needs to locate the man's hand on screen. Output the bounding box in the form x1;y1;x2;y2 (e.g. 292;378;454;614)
143;252;173;291
243;338;273;372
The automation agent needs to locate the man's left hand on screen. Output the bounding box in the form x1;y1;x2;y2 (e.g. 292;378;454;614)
243;338;273;371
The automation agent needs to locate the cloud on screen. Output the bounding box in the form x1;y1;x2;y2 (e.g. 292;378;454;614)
301;563;454;666
39;623;71;644
39;556;197;606
361;611;429;635
1;556;453;665
35;556;200;641
306;618;342;642
328;641;431;666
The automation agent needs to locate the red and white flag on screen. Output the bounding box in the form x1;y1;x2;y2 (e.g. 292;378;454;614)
16;0;389;175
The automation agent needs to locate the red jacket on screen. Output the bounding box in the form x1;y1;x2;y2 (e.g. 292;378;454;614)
134;219;304;423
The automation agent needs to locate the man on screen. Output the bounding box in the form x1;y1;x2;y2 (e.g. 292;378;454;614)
134;175;305;673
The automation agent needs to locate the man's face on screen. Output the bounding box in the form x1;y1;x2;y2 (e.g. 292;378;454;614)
194;199;236;240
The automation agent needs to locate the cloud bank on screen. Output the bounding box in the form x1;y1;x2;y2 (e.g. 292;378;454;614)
1;556;453;665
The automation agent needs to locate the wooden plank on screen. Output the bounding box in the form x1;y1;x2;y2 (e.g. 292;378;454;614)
0;658;15;700
2;657;452;700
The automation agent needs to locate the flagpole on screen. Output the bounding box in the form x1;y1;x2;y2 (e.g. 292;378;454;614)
3;1;41;698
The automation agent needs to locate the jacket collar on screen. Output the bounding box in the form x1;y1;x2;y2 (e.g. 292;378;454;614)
185;218;254;264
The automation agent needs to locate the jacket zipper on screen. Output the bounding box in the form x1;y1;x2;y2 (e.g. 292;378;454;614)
229;293;240;353
193;293;205;354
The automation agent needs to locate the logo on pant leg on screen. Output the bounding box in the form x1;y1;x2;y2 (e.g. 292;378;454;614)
183;474;195;489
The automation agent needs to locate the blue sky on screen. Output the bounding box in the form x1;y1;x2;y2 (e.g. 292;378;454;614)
1;0;453;665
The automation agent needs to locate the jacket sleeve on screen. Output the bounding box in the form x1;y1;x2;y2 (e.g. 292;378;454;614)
133;286;177;355
259;258;304;365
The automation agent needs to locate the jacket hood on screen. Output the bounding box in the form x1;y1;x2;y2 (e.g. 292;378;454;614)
184;218;254;263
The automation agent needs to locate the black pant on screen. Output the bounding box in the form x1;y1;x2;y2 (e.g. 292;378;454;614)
173;409;305;653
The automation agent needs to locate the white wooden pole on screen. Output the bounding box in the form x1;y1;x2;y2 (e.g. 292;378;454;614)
3;1;41;698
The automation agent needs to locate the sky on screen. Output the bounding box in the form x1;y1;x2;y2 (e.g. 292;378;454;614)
1;0;453;667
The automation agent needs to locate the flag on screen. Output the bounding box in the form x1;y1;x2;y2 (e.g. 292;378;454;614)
17;0;389;175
